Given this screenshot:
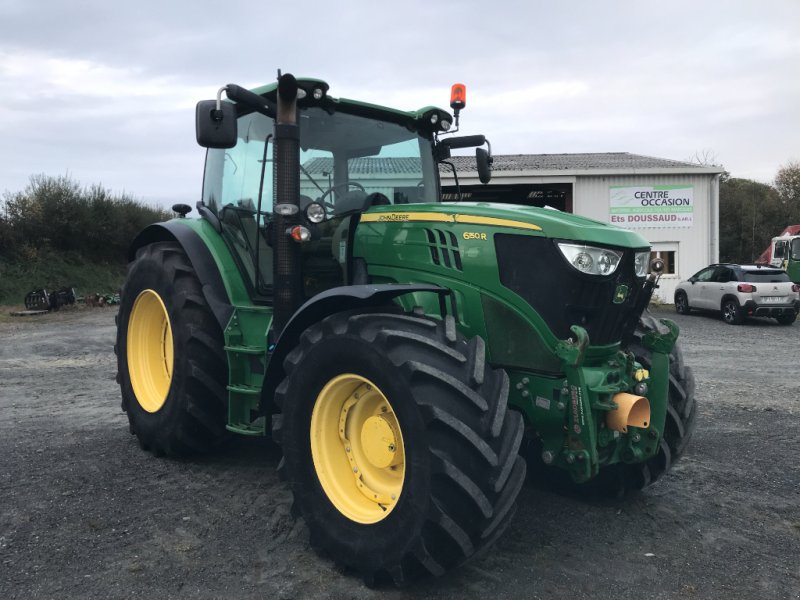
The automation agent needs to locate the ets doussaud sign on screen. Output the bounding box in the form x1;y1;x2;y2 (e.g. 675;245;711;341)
609;185;693;228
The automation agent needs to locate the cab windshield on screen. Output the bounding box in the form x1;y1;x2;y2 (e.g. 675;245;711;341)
200;105;439;298
202;106;439;215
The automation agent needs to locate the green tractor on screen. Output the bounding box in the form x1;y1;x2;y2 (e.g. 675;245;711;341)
116;73;696;584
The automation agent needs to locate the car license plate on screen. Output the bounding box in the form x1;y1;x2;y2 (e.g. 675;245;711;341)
761;296;785;304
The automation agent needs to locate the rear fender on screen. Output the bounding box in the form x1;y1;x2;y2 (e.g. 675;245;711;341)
261;284;451;414
128;222;233;330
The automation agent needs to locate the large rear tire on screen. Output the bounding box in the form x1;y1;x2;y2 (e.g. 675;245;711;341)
272;310;526;585
115;242;228;456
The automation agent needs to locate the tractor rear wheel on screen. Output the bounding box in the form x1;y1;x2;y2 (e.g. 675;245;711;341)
115;242;228;456
272;310;526;585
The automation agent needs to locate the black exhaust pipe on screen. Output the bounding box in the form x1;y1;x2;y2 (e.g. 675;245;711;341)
272;73;303;335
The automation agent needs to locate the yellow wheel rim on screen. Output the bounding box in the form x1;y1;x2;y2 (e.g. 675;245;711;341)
127;289;174;413
310;374;405;524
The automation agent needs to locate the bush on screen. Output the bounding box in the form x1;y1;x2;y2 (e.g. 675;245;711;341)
0;174;171;305
0;174;170;262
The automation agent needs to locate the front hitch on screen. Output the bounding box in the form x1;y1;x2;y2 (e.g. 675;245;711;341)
542;319;679;483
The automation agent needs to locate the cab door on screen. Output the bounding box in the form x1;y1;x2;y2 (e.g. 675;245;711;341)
788;238;800;283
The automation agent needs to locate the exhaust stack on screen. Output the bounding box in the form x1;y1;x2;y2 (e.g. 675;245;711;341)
272;73;304;335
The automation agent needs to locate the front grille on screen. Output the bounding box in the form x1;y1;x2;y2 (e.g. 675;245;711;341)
495;234;644;346
424;228;462;271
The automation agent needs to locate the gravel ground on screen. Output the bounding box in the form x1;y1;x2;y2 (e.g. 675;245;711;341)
0;305;798;599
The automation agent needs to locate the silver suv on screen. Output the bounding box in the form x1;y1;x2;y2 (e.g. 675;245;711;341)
674;264;800;325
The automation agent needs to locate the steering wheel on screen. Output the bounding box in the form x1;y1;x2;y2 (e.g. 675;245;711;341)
317;181;366;210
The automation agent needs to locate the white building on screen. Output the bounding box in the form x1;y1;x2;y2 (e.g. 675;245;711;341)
441;153;725;303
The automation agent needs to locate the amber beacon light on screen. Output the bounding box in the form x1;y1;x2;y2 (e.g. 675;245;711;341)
450;83;467;111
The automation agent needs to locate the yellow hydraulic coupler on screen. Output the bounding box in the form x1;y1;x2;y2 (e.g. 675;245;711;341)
607;393;651;433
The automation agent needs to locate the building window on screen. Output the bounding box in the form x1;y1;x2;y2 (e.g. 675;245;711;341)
650;250;676;275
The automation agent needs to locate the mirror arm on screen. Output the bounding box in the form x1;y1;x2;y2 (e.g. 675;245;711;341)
213;86;227;119
224;84;277;118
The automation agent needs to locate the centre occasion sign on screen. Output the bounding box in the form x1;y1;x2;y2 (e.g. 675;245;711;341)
609;185;694;228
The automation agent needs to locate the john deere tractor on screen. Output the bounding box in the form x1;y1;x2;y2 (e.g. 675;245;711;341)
116;73;696;584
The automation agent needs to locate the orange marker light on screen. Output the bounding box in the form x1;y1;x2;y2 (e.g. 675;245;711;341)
450;83;466;110
290;225;311;242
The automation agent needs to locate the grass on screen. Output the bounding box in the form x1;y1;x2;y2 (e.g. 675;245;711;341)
0;250;126;307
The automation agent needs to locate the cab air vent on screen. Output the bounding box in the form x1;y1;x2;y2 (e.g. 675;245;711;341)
424;228;462;271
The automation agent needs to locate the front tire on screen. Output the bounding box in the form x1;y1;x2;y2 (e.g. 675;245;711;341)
591;313;697;495
272;311;526;585
115;242;228;456
524;314;697;497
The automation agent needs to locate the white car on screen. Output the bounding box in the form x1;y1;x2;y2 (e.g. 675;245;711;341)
674;264;800;325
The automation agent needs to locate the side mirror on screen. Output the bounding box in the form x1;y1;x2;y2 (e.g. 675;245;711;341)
476;147;492;184
196;100;237;148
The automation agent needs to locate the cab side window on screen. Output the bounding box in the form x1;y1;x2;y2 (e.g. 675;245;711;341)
203;113;275;296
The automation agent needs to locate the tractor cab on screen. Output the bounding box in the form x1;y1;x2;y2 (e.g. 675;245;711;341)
197;78;487;303
768;235;800;283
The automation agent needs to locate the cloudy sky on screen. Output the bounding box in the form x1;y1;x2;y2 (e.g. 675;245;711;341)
1;0;798;209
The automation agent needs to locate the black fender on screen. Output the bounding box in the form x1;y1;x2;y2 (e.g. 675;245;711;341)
128;221;234;330
261;283;451;415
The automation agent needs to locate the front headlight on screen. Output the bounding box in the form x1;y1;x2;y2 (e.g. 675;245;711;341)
634;251;650;277
558;243;623;276
305;202;326;224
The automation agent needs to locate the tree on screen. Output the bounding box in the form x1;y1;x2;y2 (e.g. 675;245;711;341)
688;148;722;168
718;178;781;263
774;160;800;223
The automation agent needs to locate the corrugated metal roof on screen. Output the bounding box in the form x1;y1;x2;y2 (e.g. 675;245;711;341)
302;152;723;177
303;157;421;175
440;152;724;173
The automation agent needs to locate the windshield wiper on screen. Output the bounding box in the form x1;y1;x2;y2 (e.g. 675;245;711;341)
300;163;326;195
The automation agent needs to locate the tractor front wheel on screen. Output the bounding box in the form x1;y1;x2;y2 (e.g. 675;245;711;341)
592;313;697;495
272;310;526;585
115;242;228;456
524;313;697;497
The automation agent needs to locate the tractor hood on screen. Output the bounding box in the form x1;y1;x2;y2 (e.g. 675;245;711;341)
360;202;650;249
